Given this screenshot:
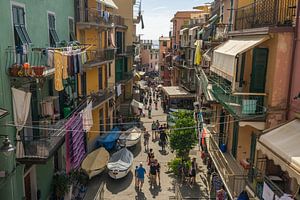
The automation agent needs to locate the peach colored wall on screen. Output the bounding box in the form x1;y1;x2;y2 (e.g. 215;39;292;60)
236;126;257;162
289;22;300;119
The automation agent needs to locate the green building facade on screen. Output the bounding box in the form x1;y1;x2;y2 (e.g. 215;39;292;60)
0;0;75;199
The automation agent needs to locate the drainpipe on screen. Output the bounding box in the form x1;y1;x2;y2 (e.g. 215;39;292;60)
287;0;300;120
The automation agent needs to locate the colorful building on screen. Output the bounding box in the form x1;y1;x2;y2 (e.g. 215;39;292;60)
158;36;172;86
199;0;299;198
0;0;76;199
140;40;159;73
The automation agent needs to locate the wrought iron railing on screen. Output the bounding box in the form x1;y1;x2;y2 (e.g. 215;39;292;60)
85;48;115;66
91;86;115;109
235;0;297;30
76;7;113;26
114;15;125;27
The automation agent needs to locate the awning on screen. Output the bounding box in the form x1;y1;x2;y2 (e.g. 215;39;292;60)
189;26;200;35
256;119;300;184
137;71;145;76
96;0;118;9
131;99;143;109
180;28;189;35
162;86;195;98
211;35;269;82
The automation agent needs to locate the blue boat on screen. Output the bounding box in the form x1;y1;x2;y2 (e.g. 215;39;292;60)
95;127;121;150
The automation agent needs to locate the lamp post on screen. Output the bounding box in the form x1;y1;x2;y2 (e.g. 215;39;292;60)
0;135;16;200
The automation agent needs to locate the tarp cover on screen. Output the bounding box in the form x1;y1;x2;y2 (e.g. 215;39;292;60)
96;127;120;150
81;147;109;172
107;148;133;171
119;127;142;141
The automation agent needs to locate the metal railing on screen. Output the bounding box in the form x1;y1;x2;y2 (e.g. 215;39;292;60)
91;86;115;109
208;134;248;199
113;15;125;27
85;48;115;66
235;0;297;30
76;7;113;26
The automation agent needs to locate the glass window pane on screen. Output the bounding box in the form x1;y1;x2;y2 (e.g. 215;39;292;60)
18;8;25;25
50;30;59;43
15;25;27;44
21;26;32;43
12;7;18;24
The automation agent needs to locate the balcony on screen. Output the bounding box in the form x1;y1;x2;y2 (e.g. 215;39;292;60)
180;79;196;92
209;75;267;119
116;70;134;83
84;48;115;68
234;0;297;31
91;86;115;109
113;15;127;28
117;45;135;56
76;7;114;28
208;133;249;199
16;98;88;164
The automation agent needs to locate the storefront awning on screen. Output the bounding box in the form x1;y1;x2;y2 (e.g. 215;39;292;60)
211;35;269;82
256;119;300;184
180;28;189;35
162;86;194;98
96;0;118;9
131;99;143;109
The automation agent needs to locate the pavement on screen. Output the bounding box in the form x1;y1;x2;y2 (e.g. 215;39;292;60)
84;88;210;200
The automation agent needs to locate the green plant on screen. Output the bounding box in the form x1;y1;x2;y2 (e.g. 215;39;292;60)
168;157;191;176
52;172;70;198
169;111;197;158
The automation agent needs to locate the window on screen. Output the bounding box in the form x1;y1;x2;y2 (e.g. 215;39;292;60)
48;13;59;47
148;46;151;50
150;63;153;68
150;54;153;59
155;54;158;59
143;45;147;50
12;5;31;47
69;18;75;41
116;31;124;54
163;41;167;47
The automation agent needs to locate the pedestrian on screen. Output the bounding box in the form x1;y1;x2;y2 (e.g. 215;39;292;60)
216;185;227;200
189;158;197;186
149;161;157;187
159;129;168;152
136;162;146;191
154;159;161;185
149;97;152;105
143;131;150;152
134;166;139;188
151;121;156;141
237;190;249;200
156;120;160;140
154;99;158;110
147;149;155;165
148;104;152;119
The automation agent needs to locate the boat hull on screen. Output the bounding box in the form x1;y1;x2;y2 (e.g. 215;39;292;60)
108;165;132;179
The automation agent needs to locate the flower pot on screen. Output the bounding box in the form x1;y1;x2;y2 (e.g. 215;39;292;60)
9;67;20;77
32;66;45;77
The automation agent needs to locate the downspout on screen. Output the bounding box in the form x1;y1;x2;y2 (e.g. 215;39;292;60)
287;0;300;120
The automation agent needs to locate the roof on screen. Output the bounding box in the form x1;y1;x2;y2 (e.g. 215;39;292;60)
162;86;195;98
159;37;171;41
171;11;202;21
257;119;300;184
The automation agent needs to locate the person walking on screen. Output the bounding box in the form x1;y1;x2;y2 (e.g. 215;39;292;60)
143;131;150;152
148;104;152;119
154;159;161;185
160;129;168;152
154;99;158;110
149;161;157;187
151;121;156;141
136;162;146;191
155;120;160;140
147;149;155;166
216;185;227;200
189;158;197;186
134;166;139;188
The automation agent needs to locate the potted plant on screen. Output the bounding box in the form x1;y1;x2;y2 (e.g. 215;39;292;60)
52;172;71;200
9;63;21;77
32;66;45;77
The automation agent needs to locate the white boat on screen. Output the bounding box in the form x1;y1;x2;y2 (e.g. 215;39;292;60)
107;148;134;179
81;147;109;179
119;127;142;147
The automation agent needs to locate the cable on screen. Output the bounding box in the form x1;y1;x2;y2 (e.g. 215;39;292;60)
3;114;263;135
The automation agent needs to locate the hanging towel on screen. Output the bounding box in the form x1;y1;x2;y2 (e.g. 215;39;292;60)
54;51;64;91
47;50;54;68
12;88;32;158
62;54;69;79
194;40;202;65
82;102;93;132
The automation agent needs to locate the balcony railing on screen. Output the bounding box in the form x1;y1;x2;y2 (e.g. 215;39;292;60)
76;7;113;27
208;133;248;199
6;47;55;79
16;99;88;163
116;70;134;83
209;78;267;119
113;15;126;27
91;86;115;109
85;48;115;67
235;0;297;30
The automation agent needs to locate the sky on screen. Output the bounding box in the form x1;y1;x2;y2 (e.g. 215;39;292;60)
136;0;209;40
